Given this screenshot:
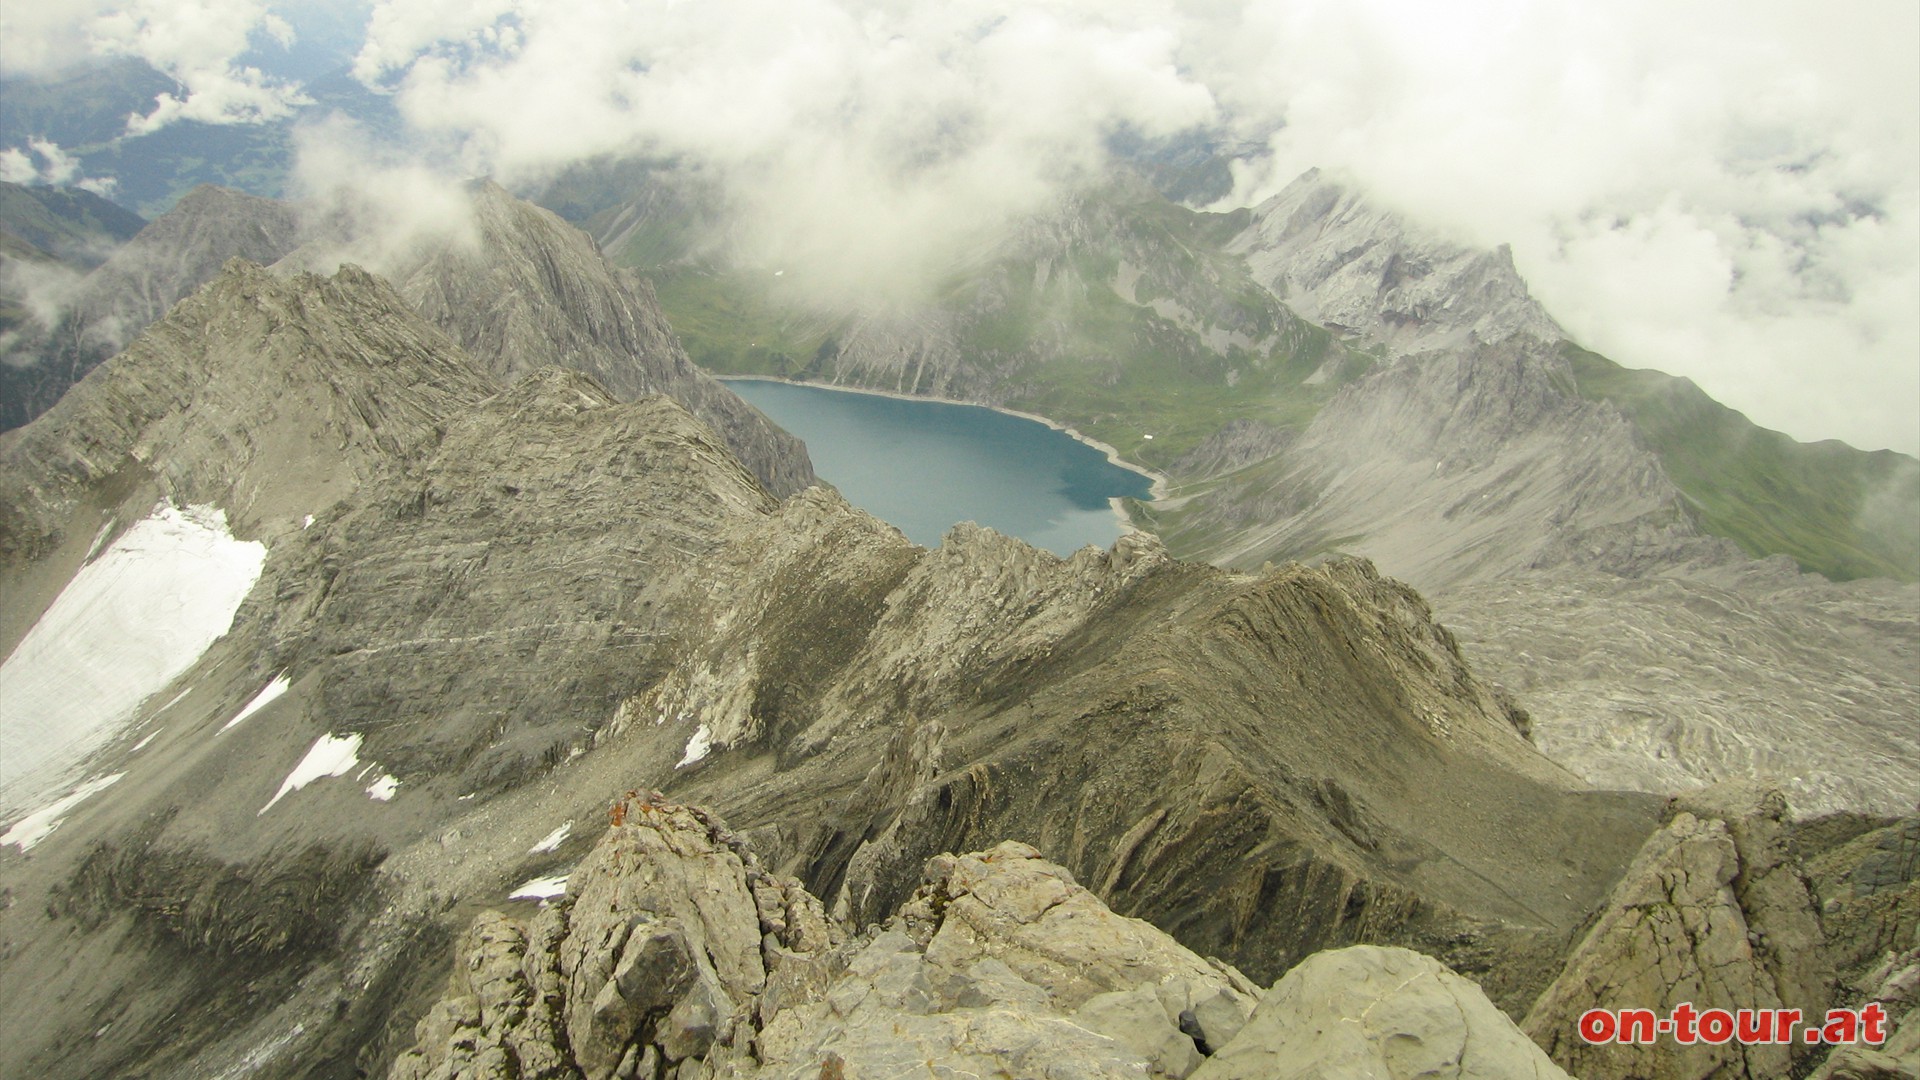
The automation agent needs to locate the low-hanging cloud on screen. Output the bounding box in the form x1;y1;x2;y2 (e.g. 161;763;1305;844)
353;0;1218;304
279;116;482;276
0;139;117;195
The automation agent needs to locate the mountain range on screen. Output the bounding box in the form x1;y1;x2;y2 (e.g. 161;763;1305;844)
0;167;1912;1080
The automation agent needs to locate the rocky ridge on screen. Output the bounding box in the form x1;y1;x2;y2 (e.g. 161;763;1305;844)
349;180;814;498
391;797;1569;1080
0;184;303;430
0;257;1663;1078
1148;175;1920;818
1227;168;1564;354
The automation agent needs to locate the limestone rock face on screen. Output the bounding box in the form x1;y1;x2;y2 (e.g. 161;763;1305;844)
1228;168;1563;356
1190;945;1570;1080
381;181;814;498
1441;567;1920;818
1168;335;1718;591
0;249;1662;1078
1523;783;1834;1079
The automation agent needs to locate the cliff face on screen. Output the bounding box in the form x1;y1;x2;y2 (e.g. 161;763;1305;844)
389;800;1569;1080
0;258;1667;1078
1227;169;1563;354
378;181;815;498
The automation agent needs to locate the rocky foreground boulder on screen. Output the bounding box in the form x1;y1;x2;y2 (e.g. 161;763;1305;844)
394;795;1570;1080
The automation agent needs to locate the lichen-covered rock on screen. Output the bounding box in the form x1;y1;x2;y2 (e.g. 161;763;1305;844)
1190;945;1570;1080
1523;782;1833;1079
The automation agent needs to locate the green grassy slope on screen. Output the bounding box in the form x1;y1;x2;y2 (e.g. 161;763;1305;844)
1565;342;1919;582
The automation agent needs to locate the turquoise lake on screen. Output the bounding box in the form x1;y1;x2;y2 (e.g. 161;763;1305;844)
726;379;1155;556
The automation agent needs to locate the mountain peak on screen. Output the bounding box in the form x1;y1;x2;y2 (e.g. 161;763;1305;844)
1233;171;1562;354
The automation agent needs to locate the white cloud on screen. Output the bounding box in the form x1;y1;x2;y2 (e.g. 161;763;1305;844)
1208;0;1920;453
1;0;311;134
0;139;116;193
279;116;481;275
351;0;1216;303
91;0;311;133
6;0;1915;451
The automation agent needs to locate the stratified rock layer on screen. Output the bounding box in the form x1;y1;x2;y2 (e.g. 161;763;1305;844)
382;182;814;498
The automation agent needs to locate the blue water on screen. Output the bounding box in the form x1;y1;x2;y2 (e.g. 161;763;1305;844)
727;379;1154;556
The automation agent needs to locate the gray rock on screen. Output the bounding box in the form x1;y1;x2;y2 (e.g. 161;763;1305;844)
1075;985;1204;1078
1194;945;1569;1080
2;185;304;430
1523;783;1833;1079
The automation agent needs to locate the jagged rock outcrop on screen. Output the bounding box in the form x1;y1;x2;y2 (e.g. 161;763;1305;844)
395;802;1620;1080
1524;783;1834;1079
1228;168;1563;355
1190;945;1570;1079
1803;815;1920;1078
376;181;814;498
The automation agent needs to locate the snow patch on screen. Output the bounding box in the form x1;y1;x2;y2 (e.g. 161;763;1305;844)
365;774;399;801
676;723;712;768
259;733;363;814
2;773;125;850
0;503;264;806
221;674;290;733
130;730;160;753
529;822;572;854
301;514;314;530
509;875;568;900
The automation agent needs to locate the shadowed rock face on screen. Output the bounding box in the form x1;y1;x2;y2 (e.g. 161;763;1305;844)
380;181;815;499
0;258;1664;1077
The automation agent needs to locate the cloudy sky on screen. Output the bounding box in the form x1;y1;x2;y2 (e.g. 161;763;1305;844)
4;0;1916;454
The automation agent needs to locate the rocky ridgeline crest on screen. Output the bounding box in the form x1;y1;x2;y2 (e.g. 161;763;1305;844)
392;796;1569;1080
0;180;813;499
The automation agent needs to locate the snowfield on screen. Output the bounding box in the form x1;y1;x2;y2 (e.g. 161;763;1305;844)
529;822;572;853
221;673;290;733
677;723;713;768
0;504;265;812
